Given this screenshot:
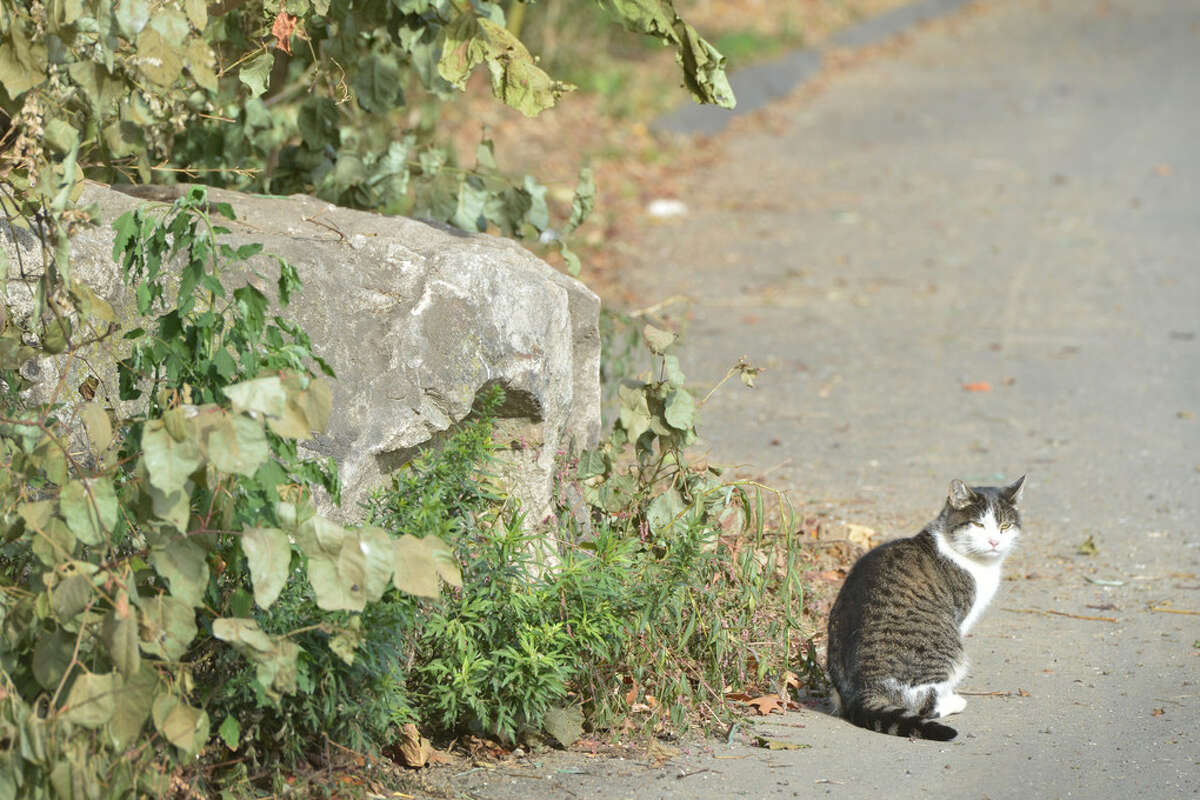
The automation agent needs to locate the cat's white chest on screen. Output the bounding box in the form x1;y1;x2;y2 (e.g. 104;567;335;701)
934;533;1004;635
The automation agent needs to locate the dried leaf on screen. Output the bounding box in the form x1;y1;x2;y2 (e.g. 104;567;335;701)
745;693;785;715
845;523;875;549
396;723;432;768
1076;535;1099;556
962;381;992;392
271;11;298;54
754;736;809;751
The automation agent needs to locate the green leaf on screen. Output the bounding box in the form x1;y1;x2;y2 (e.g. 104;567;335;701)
151;537;210;608
18;500;54;531
152;694;209;756
212;618;300;702
642;323;676;355
33;628;74;691
115;0;150;37
80;402;113;454
576;449;608;480
31;517;76;565
438;15;573;116
562;167;595;236
663;354;686;386
41;316;70;353
307;548;366;612
646;487;685;533
148;483;190;532
108;664;160;750
108;662;159;753
199;412;268;477
329;617;363;665
617;381;652;443
391;535;439;598
241;526;290;609
183;0;207;28
63;672;117;728
148;7;189;45
135;28;183;86
137;594;196;661
426;535;461;588
101;603;141;677
664;388;695;431
51;573;94;620
43;118;79;155
212;617;273;651
141;418;202;493
601;0;735;108
218;715;240;751
239;50;274;98
673;19;736;109
358;526;395;602
184;37;218;93
352;52;404;113
59;478;116;546
453;176;488;232
224;376;286;418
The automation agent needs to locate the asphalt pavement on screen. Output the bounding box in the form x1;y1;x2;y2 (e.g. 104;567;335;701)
456;0;1200;797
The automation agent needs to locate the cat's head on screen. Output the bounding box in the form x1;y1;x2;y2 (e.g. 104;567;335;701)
941;476;1024;561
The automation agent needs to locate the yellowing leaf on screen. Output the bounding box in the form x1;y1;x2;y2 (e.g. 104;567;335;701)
135;28;183;87
59;478;117;545
142;417;203;493
63;672;117;728
152;693;209;756
137;594;196;661
108;664;160;749
80;402;113;453
213;617;300;702
392;534;440;598
224;376;286;418
102;605;141;678
241;527;290;609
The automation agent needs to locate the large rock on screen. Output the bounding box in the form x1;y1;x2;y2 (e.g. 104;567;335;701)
1;183;601;526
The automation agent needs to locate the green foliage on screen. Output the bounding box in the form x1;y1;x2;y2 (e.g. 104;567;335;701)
355;331;809;746
0;0;731;301
0;188;462;794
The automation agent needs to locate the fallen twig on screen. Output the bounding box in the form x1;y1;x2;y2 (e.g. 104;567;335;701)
1003;607;1118;623
1149;605;1200;616
959;690;1011;697
676;768;714;780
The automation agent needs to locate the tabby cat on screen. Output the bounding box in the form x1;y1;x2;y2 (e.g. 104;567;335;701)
825;476;1025;740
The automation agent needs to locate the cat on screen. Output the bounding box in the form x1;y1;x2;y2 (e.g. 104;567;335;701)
824;476;1025;740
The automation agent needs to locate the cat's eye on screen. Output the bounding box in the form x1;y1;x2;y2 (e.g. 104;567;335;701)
1000;522;1012;530
970;521;984;528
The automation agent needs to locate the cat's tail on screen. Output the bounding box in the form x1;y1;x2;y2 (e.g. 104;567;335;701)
842;692;957;741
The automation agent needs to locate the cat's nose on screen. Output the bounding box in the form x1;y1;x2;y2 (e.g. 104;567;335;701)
988;538;999;548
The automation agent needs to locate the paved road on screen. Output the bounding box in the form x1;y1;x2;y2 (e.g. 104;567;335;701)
458;0;1200;797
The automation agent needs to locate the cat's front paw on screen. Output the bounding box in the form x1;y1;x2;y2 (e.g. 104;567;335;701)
935;693;968;717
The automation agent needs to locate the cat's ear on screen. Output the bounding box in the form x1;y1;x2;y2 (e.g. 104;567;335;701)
948;479;976;510
1002;475;1026;505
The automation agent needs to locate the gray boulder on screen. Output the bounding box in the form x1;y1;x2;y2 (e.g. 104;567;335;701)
2;182;601;528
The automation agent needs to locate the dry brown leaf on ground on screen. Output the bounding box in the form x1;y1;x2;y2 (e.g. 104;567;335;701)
396;723;433;768
845;523;876;549
746;694;786;715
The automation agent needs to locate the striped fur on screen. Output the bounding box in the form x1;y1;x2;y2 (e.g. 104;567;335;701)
825;477;1024;741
